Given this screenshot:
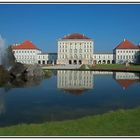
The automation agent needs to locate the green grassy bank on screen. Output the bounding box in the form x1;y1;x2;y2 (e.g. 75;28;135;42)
80;64;140;72
0;107;140;136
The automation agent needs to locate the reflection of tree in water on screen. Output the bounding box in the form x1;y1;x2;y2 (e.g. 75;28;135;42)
44;70;53;79
51;70;57;76
7;76;43;88
0;88;6;115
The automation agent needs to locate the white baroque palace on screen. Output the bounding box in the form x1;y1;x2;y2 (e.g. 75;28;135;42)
57;33;94;65
114;39;140;64
12;40;57;65
12;33;140;65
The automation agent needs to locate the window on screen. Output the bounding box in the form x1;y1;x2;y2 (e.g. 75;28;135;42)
38;60;41;64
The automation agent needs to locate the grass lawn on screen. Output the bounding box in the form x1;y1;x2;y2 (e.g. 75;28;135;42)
0;107;140;136
80;64;140;72
95;64;140;69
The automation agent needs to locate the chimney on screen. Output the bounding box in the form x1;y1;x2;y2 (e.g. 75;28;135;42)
123;38;126;42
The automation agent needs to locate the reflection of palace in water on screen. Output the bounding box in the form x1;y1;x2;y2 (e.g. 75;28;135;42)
57;71;93;95
113;72;140;89
57;70;113;95
57;70;140;94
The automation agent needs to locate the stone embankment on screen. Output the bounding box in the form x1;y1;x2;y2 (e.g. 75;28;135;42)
42;64;81;70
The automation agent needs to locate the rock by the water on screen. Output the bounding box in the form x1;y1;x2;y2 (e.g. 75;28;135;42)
0;63;44;88
9;62;27;79
26;64;44;77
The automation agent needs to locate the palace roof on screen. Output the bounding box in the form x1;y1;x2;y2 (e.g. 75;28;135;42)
12;40;39;50
115;39;139;49
62;33;91;40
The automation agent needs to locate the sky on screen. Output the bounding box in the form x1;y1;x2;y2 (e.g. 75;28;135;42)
0;4;140;53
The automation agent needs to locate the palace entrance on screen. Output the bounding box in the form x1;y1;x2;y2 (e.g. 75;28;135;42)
79;60;82;64
68;60;82;65
69;60;72;64
74;60;77;65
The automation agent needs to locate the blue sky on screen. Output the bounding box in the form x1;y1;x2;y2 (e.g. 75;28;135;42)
0;4;140;52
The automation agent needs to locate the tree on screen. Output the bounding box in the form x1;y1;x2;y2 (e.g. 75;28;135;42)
5;45;16;68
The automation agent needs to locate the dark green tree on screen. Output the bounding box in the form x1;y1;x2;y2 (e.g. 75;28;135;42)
6;45;16;67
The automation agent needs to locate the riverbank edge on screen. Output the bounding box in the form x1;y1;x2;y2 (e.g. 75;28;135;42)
0;107;140;136
42;67;140;73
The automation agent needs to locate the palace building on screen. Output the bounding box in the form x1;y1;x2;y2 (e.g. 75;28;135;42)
12;40;41;64
12;33;140;65
57;33;94;65
12;40;57;65
114;39;140;64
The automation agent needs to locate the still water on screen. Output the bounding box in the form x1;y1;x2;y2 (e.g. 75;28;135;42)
0;70;140;126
